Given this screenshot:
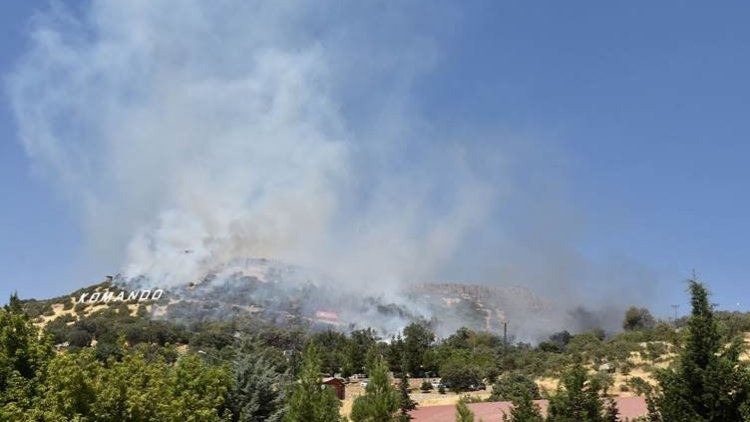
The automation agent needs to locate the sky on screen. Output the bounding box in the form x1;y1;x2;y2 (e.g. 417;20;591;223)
1;1;749;318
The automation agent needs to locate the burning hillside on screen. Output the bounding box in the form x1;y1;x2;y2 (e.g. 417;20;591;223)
110;257;558;339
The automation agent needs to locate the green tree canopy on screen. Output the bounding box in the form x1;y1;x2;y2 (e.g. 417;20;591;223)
490;372;540;402
648;280;750;421
455;397;475;422
351;350;401;422
623;306;656;331
502;391;544;422
285;344;341;422
0;296;53;419
397;355;417;421
547;362;604;422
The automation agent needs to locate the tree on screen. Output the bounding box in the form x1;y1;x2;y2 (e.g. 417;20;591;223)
95;351;164;421
623;307;656;331
602;398;619;422
455;397;475;422
397;357;417;421
547;362;604;422
626;376;652;397
33;349;100;420
0;297;53;419
538;331;571;353
68;328;94;349
490;373;540;402
439;355;482;392
33;348;232;422
343;329;378;377
420;381;433;393
229;344;286;422
5;292;23;315
310;330;347;376
502;391;544;422
351;351;400;422
285;344;341;422
402;323;434;376
648;280;750;421
165;353;232;421
589;372;614;397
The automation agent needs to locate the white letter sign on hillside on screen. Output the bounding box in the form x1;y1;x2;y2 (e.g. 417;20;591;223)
75;289;165;304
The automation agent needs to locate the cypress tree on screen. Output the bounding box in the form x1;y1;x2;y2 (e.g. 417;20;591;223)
649;280;750;421
398;356;417;421
351;350;401;422
285;344;341;422
230;352;285;422
455;397;475;422
602;398;619;422
502;390;544;422
547;362;604;422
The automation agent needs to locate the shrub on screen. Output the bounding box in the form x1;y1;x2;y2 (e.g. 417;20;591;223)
439;356;482;392
490;373;540;402
626;376;651;396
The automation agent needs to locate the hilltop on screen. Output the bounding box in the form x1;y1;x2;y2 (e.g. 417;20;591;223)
22;257;558;340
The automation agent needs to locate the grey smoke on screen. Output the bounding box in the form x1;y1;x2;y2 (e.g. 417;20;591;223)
6;1;653;336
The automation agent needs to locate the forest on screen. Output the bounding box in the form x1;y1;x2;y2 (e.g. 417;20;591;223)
3;280;750;421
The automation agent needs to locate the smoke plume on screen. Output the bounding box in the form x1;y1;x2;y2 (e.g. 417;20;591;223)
6;1;654;336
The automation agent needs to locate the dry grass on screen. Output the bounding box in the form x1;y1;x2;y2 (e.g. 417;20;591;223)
339;380;491;417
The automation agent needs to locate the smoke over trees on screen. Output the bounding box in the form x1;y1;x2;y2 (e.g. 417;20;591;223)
6;1;660;340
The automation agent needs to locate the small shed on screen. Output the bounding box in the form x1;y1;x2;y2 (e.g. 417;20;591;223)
322;377;346;400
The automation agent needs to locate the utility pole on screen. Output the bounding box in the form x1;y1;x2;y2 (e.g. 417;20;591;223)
671;304;680;322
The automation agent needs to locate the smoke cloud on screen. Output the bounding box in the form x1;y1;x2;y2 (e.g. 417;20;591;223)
6;1;654;336
6;1;494;290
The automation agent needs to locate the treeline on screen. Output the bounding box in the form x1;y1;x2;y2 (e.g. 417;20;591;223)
2;280;750;421
493;281;750;422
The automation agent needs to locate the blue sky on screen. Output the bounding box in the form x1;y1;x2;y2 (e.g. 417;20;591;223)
1;1;749;317
0;1;81;301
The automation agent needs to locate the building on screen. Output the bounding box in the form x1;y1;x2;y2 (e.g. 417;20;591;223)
321;377;346;400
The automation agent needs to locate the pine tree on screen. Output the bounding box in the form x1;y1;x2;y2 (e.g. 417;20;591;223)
5;292;24;315
285;344;341;422
351;349;401;421
455;397;475;422
230;352;285;422
602;398;619;422
547;362;604;422
397;356;417;421
502;391;544;422
402;323;434;376
648;280;750;422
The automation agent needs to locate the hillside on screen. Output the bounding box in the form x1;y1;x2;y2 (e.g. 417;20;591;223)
24;257;559;341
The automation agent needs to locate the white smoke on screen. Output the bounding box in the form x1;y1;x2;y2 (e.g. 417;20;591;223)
6;1;498;292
